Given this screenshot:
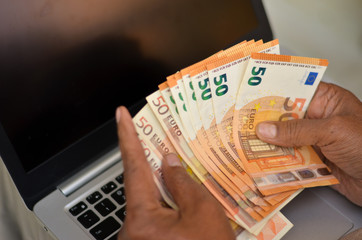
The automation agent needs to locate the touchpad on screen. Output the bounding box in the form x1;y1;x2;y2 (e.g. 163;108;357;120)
281;189;353;240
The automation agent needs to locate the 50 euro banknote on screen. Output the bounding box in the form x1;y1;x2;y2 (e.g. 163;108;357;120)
233;52;339;196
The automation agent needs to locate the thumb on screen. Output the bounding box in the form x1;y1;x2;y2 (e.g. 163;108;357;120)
162;153;212;212
255;118;334;147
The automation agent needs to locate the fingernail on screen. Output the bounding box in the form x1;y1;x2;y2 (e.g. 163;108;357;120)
165;154;182;167
116;107;122;123
257;122;277;138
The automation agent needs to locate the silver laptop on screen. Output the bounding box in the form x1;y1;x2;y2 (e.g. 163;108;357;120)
1;0;359;239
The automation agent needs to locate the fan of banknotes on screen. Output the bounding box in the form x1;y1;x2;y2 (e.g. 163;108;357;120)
130;39;339;239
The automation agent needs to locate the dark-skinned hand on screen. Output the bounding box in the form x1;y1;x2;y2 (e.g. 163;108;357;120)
116;106;235;240
256;82;362;206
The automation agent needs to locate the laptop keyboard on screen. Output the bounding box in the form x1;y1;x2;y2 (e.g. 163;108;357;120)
67;173;126;240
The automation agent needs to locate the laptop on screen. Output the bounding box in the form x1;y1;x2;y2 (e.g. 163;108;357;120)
0;1;271;239
0;0;358;239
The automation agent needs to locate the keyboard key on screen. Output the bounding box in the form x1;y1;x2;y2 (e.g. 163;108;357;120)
95;198;116;217
69;201;87;216
115;174;124;184
115;206;126;222
90;217;121;240
77;210;100;229
86;191;103;204
101;181;117;194
111;188;126;205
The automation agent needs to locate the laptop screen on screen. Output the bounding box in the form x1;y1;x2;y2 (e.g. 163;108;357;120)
0;0;260;173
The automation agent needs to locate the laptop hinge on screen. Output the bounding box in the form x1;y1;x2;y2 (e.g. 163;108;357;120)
58;147;121;196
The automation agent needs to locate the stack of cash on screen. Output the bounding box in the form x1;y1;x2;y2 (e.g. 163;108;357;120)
130;39;339;239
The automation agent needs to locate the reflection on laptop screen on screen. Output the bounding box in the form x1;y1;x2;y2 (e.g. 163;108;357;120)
0;0;258;172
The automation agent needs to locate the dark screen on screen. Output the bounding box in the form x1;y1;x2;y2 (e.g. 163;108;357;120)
0;0;258;172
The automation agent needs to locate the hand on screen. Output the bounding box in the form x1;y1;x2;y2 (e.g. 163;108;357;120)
255;82;362;206
115;106;235;240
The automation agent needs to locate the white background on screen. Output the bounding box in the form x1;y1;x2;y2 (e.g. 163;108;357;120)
263;0;362;99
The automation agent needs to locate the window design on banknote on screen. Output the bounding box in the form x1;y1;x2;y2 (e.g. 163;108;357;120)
239;132;305;169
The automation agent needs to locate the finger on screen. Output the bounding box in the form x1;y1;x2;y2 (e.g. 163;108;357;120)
255;118;335;147
162;153;216;212
307;82;362;119
116;106;160;210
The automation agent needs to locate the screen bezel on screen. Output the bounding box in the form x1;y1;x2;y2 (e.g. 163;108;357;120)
0;0;272;210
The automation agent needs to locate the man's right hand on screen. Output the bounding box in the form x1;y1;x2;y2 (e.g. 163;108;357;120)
256;82;362;206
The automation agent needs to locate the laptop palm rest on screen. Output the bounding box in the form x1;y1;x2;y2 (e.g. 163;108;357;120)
281;188;353;240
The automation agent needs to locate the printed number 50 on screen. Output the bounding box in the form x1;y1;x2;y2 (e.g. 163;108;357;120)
214;74;228;96
248;67;266;86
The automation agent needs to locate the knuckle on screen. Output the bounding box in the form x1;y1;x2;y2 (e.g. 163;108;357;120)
326;116;345;135
280;120;303;146
320;116;350;146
